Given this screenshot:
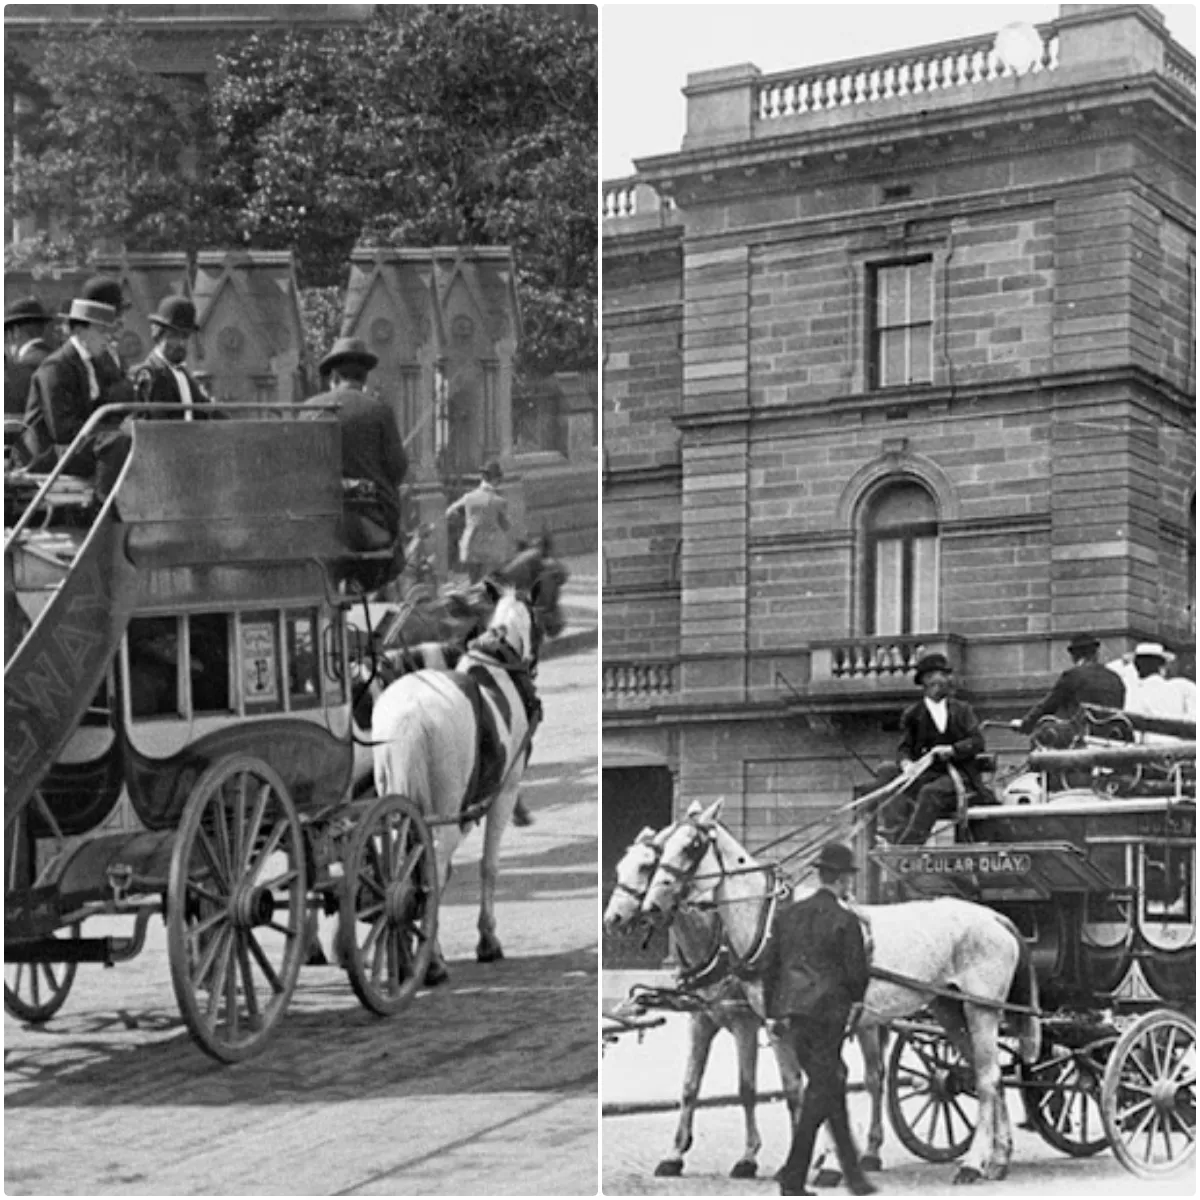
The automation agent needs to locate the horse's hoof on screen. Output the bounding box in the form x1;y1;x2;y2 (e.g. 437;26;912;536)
730;1160;757;1179
476;940;505;964
860;1155;882;1173
952;1166;983;1186
985;1164;1009;1182
654;1160;683;1177
814;1168;842;1188
424;961;450;987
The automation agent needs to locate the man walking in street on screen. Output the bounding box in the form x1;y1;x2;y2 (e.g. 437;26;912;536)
448;460;511;583
764;842;875;1197
1015;632;1125;735
878;653;988;845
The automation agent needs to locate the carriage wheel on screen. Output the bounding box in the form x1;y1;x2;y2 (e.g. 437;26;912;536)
4;927;80;1024
166;755;308;1063
1020;1034;1115;1157
1101;1010;1195;1178
339;794;438;1017
886;1026;976;1162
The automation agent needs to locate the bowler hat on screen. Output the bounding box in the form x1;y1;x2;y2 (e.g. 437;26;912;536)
148;295;198;334
81;276;128;313
4;296;51;328
66;299;117;327
913;652;953;686
1067;633;1100;654
1134;642;1167;662
319;336;378;376
814;842;858;874
481;460;503;482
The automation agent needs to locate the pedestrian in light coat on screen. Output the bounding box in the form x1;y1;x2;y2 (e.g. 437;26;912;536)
447;461;511;583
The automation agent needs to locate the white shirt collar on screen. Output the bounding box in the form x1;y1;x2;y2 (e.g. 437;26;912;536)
924;696;949;731
69;334;93;363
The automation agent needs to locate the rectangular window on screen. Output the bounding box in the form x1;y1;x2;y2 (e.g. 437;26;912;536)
869;532;939;636
189;613;233;714
870;259;932;389
286;610;321;709
127;616;182;720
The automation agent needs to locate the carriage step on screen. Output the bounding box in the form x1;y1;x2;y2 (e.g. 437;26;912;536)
7;937;126;965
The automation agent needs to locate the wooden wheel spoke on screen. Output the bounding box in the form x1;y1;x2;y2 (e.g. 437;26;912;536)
355;861;387;898
259;866;300;892
205;928;234;1022
192;924;230;990
358;901;385;921
196;824;231;892
224;943;239;1039
243;782;271;874
247;815;290;878
946;1090;973;1133
212;789;235;877
232;774;249;879
245;931;283;994
386;815;413;873
235;932;260;1027
1119;1094;1156;1123
362;914;387;961
186;878;226;908
265;919;299;938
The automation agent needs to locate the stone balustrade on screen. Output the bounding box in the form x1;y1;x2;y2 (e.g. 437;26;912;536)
603;659;676;702
1164;41;1196;92
757;26;1059;122
601;178;677;225
808;634;965;699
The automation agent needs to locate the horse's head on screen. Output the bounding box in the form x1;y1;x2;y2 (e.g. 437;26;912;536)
603;825;668;934
474;582;542;669
643;799;724;922
498;535;569;639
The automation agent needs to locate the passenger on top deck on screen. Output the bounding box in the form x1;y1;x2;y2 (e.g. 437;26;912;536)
1013;632;1125;735
131;298;221;420
877;653;990;846
4;296;54;421
1125;642;1197;724
303;336;408;587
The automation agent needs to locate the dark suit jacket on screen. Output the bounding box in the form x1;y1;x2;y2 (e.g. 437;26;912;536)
762;888;869;1020
5;338;51;418
16;341;135;473
304;386;408;536
131;353;218;418
898;696;986;795
1019;661;1126;733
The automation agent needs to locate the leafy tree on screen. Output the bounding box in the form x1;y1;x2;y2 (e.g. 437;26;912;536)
209;6;597;378
5;10;215;265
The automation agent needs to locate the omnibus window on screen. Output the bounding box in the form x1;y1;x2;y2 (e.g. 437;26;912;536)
190;613;232;714
1143;844;1192;922
128;616;181;719
287;610;320;708
240;612;282;713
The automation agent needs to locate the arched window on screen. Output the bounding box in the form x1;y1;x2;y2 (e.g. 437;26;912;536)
864;481;939;636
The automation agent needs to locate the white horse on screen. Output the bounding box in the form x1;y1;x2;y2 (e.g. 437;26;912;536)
604;821;887;1185
605;826;805;1180
643;800;1041;1186
371;584;543;981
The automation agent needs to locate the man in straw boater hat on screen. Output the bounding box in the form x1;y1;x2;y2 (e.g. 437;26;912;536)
304;335;408;581
4;296;54;421
763;841;875;1197
130;296;219;419
446;459;511;584
13;293;131;492
1014;631;1126;736
876;652;989;846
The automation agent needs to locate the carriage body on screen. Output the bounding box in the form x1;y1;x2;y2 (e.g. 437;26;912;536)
5;412;439;1059
869;728;1195;1177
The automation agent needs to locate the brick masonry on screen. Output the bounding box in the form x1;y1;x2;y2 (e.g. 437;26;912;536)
604;16;1195;830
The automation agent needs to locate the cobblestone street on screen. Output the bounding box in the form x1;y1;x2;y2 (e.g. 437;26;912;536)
5;632;599;1196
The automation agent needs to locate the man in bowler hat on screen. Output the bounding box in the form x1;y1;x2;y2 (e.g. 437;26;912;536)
878;652;987;845
4;296;54;420
447;460;511;584
130;296;218;418
764;842;875;1197
1015;633;1125;735
304;336;408;574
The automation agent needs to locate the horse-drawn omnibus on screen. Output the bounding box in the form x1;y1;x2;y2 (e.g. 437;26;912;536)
5;404;555;1063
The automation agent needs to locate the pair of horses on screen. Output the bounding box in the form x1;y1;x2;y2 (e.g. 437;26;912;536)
604;801;1041;1187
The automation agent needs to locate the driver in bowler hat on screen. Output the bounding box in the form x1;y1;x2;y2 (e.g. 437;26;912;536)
763;841;875;1196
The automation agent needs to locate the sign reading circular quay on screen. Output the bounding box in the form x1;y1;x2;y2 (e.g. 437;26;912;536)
895;849;1034;876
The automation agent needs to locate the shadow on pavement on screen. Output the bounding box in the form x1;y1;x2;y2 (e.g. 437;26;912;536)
5;947;597;1109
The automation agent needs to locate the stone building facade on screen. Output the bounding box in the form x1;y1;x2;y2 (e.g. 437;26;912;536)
601;4;1196;918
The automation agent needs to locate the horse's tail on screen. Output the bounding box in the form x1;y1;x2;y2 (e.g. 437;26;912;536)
998;914;1041;1063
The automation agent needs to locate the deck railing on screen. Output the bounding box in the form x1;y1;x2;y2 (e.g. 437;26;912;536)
757;26;1059;122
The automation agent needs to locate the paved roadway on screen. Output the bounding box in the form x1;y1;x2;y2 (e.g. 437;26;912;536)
4;631;599;1196
601;1007;1195;1197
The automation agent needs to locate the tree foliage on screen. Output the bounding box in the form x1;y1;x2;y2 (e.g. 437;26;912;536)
5;11;215;265
208;6;597;377
7;6;596;380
